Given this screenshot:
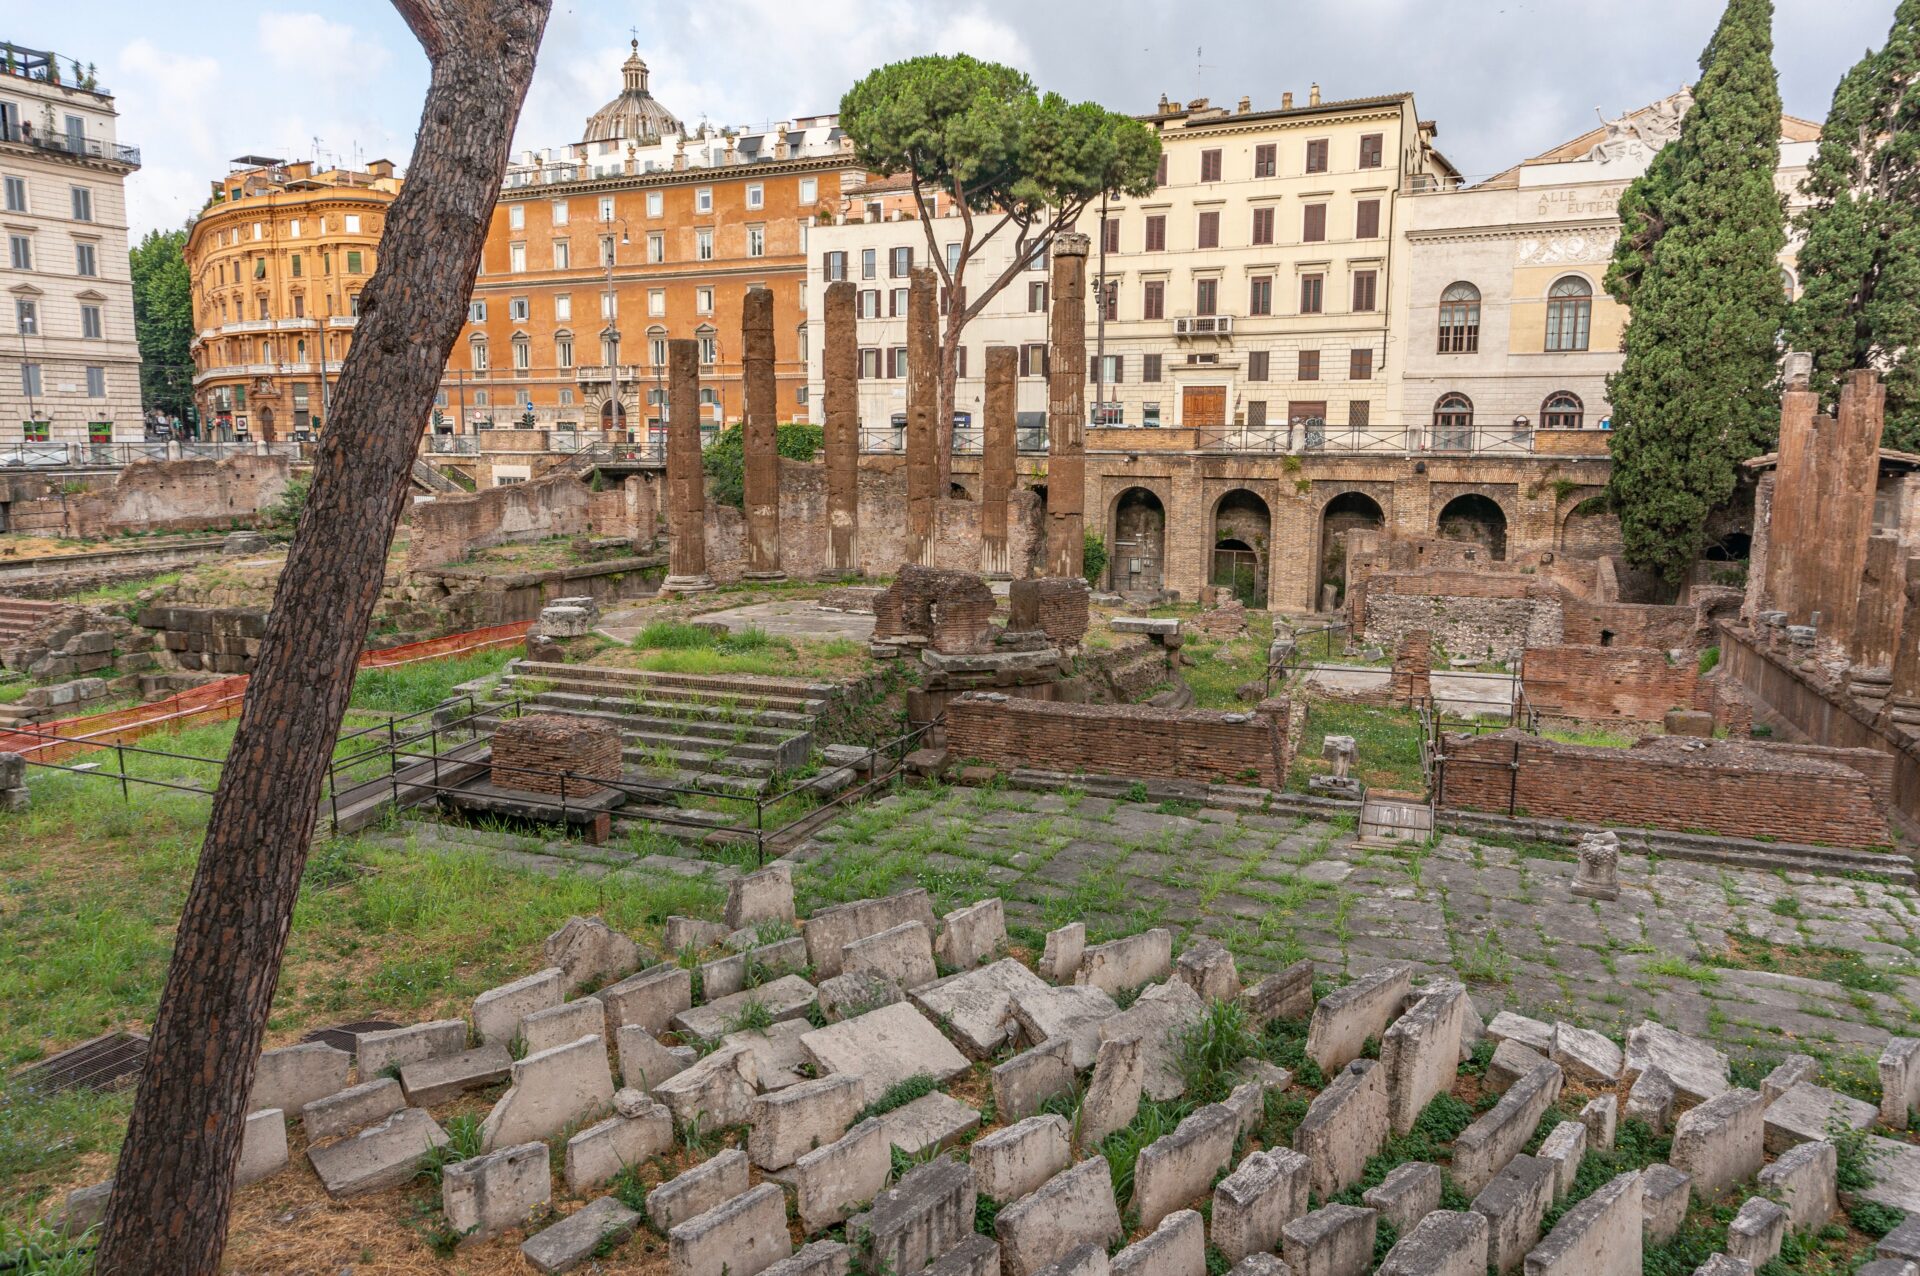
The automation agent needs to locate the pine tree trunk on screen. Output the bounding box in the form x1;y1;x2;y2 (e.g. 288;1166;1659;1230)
91;4;550;1272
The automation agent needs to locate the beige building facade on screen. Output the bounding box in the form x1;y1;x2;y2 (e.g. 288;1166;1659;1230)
0;43;142;448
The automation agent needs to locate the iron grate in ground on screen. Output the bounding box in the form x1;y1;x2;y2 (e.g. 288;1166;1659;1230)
14;1031;149;1094
301;1019;401;1054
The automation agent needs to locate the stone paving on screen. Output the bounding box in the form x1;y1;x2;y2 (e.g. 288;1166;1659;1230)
599;598;876;644
794;785;1920;1070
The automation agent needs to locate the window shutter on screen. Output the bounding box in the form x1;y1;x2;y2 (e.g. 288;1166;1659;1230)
1304;204;1326;242
1019;345;1030;377
1198;211;1219;249
1350;348;1373;381
1146;215;1166;252
1090;355;1099;382
1299;350;1320;381
1356;200;1380;239
1112;357;1124;385
957;347;967;376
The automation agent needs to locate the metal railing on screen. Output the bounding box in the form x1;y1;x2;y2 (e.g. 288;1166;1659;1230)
0;120;140;167
1190;423;1540;455
425;435;479;455
0;440;308;469
856;425;1051;455
1265;622;1350;697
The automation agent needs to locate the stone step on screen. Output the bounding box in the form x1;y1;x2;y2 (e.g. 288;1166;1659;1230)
614;802;745;830
502;675;824;718
469;714;780;780
508;662;834;711
525;692;807;744
513;688;817;732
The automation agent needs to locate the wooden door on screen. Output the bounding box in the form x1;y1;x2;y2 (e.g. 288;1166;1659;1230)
1182;385;1227;428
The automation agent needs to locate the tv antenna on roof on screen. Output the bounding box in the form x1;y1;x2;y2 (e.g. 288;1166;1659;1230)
1196;46;1216;87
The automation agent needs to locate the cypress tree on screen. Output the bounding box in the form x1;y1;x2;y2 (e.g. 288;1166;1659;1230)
1602;0;1787;585
1787;0;1920;448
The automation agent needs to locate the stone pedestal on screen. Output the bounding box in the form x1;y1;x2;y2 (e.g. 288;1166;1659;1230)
1046;234;1089;580
741;285;784;581
661;337;714;593
1571;830;1621;901
824;279;859;575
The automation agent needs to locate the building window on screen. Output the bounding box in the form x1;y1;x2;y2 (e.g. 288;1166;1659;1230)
1359;133;1384;169
648;289;666;317
553;239;570;269
696;287;714;314
23;419;49;441
600;196;616;221
1351;269;1378;313
601;290;617;320
508;204;525;230
555;335;573;369
647;232;665;264
1350;348;1373;381
1253;143;1277;178
858;348;880;379
509;242;526;272
81;303;101;338
555;294;571;321
886;346;907;378
1099;279;1117;322
1298;350;1321;381
1195;277;1218;316
1095;218;1119;255
471;340;488;372
695;188;713;214
1249;275;1272;316
512;337;530;371
1437;281;1481;353
799;177;818;204
1143;279;1165;320
1019;343;1049;377
822;250;845;281
1247;350;1269;382
1299;273;1324;314
1542;391;1584;429
345;214;362;234
1302;204;1326;243
1349;400;1371;427
75;242;99;276
1545;276;1593;351
645;192;662;218
1028;281;1048;313
696;229;713;260
858;289;880;319
20;363;41;396
890;246;912;278
1247;400;1268;426
509;297;529;322
861;248;877;280
292;294;304;318
1433;392;1474;440
1356;199;1381;239
8;234;30;271
553;199;570;226
1306;139;1329;173
1251;206;1275;246
1143;353;1162;383
71;186;92;221
1197;210;1220;249
469;300;487;323
746;183;764;210
3;176;23;212
15;299;36;334
889;286;910;317
747;225;765;257
698;332;717;365
257;296;271;321
346;250;364;274
648;334;667;367
291;253;304;278
1145;214;1166;252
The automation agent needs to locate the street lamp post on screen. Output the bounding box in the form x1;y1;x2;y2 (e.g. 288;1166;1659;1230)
603;217;631;439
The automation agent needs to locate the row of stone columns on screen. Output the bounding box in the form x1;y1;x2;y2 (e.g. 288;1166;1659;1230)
661;244;1090;586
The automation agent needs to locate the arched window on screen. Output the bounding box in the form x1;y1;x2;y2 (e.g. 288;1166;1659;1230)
1542;391;1584;430
1780;268;1797;301
695;323;717;367
1438;282;1480;353
1433;393;1473;449
469;335;488;372
1545;276;1592;352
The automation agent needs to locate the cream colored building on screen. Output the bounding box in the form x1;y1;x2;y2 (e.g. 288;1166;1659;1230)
1396;93;1820;445
0;42;142;448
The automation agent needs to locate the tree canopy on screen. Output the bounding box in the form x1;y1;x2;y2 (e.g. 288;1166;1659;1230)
1602;0;1787;585
1787;0;1920;448
129;226;194;420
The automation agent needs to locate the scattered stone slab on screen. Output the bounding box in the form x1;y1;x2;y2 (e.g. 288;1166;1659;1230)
850;1155;977;1276
1295;1059;1390;1199
617;1023;696;1093
880;1090;981;1157
750;935;810;979
722;1019;816;1090
994;1158;1123;1276
994;1037;1077;1122
545;916;644;994
1133;1101;1239;1230
1882;1039;1920;1129
308;1107;449;1198
650;1148;751;1232
1521;1169;1641;1276
1860;1262;1920;1276
522;1197;641;1274
1881;1215;1920;1262
251;1041;351;1115
444;1141;550;1245
57;1180;112;1238
1213;1149;1310;1263
844;920;940;991
1761;1054;1818;1104
1452;1061;1563;1196
400;1043;513;1106
1688;1256;1752;1276
1725;1196;1786;1269
1011;982;1120;1069
726;861;796;930
1033;1243;1109;1276
1382;982;1466;1135
913;957;1049;1058
750;1073;863;1170
1075;928;1173;997
1174;937;1240;1002
237;1108;289;1188
1578;1095;1617;1152
1240;959;1314;1028
303;1077;405;1143
794;1117;891;1232
1537;1120;1586;1201
761;1242;854;1276
1640;1163;1692;1244
1486;1039;1548;1095
804;889;938;979
801;1002;971;1107
1378;1209;1489;1275
973;1114;1071;1204
1471;1153;1554;1275
654;1042;760;1130
1670;1089;1765;1199
665;916;732;954
1227;1257;1293;1276
473;966;566;1045
1759;1138;1835;1234
937;898;1007;970
1764;1082;1876;1155
479;1035;615;1152
667;1181;792;1276
816;969;904;1022
1625;1066;1677;1135
1097;978;1204;1101
601;963;694;1036
924;1234;1001;1276
1485;1011;1552;1054
673;974;819;1042
1625;1021;1730;1106
1078;1035;1143;1148
1281;1202;1377;1276
701;952;748;1001
1857;1134;1920;1213
1549;1022;1623;1087
1041;923;1085;984
1112;1208;1204;1276
355;1019;466;1078
521;998;607;1057
1307;962;1413;1075
1364;1161;1441;1235
564;1102;674;1192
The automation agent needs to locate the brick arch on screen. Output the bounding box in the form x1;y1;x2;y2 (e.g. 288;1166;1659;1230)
1558;486;1620;559
1106;482;1170;595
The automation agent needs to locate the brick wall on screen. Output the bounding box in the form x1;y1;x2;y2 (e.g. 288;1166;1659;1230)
13;456;292;539
587;474;658;546
407;471;595;570
873;565;999;653
1561;597;1698;651
1439;730;1888;847
490;713;623;798
1522;645;1697;724
946;692;1292;787
1356;571;1564;656
1007;577;1090;646
1389;630;1432;702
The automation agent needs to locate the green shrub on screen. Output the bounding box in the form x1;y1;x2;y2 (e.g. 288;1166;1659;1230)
1082;531;1109;588
703;422;824;508
1174;999;1264;1103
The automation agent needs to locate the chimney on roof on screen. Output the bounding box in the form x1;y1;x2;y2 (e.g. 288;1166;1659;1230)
1309;83;1321;106
1157;93;1169;113
1237;95;1251;114
1282;91;1294;110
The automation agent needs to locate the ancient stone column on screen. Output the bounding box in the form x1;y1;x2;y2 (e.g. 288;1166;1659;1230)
906;265;939;567
981;345;1018;578
824;279;859;575
741;285;783;580
661;337;714;592
1046;232;1090;580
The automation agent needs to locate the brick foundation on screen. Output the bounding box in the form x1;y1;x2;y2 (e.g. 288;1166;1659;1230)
1522;645;1697;724
1007;577;1090;647
946;692;1293;788
873;565;998;654
490;713;623;798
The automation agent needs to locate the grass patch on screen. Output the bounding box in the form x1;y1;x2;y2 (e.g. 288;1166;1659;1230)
1174;998;1265;1104
1290;700;1426;794
1703;931;1898;994
349;646;515;715
858;1072;938;1122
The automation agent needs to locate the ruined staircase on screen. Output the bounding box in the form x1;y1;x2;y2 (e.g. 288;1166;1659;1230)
0;596;62;645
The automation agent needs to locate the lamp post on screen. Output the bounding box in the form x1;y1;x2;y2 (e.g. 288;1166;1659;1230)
602;217;631;439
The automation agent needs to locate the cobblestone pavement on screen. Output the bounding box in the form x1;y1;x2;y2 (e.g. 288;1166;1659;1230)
792;784;1920;1072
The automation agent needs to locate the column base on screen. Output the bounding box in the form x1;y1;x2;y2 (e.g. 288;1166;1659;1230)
741;571;788;582
660;574;717;594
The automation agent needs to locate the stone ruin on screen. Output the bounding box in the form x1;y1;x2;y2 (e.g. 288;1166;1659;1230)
1006;576;1091;649
1572;829;1621;901
873;565;1084;725
62;867;1920;1276
1310;733;1362;800
489;714;623;800
871;565;999;656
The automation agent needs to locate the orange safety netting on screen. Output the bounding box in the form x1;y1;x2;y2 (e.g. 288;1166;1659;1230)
0;620;529;763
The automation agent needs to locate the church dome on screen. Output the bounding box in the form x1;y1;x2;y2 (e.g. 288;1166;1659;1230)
583;42;683;145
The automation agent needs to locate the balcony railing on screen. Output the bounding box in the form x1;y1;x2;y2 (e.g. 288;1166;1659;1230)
859;424;1050;455
576;364;640;383
0;120;139;167
1187;422;1539;455
0;440;305;469
425;435;479;455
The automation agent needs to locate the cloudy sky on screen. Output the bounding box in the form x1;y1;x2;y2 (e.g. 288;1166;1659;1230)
26;0;1900;236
